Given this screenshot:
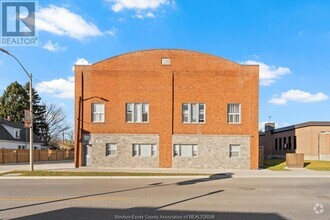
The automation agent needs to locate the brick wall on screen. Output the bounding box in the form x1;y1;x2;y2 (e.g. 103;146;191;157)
75;49;259;169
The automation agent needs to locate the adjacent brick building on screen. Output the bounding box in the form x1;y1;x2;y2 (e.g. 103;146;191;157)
74;49;259;169
260;122;330;160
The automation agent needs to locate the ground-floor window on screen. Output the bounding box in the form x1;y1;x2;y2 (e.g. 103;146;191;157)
106;143;117;156
229;144;240;158
18;145;25;149
132;144;157;157
173;144;198;157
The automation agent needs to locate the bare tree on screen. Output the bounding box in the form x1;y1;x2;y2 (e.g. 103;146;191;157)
41;103;71;146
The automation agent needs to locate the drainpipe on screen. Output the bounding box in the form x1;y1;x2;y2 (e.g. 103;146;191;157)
318;133;320;161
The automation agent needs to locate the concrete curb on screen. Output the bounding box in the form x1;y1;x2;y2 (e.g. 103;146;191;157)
0;175;211;180
0;175;330;179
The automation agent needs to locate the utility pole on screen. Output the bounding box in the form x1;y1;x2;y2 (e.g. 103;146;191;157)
0;48;34;171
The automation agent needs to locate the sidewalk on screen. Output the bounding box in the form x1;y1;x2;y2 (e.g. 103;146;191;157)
0;160;74;173
1;161;330;179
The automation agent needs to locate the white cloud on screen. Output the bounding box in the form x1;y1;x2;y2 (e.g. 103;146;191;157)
75;58;90;65
105;29;116;38
36;5;102;40
42;40;67;52
72;58;91;71
36;77;74;99
269;89;328;105
146;12;155;18
108;0;170;12
134;14;144;19
242;60;291;86
107;0;174;19
134;11;155;19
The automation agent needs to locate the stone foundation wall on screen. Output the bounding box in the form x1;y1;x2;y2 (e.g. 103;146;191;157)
91;134;159;168
172;135;250;169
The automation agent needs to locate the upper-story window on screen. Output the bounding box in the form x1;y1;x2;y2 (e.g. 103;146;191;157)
228;104;241;124
14;130;20;139
92;103;105;123
182;103;205;124
126;103;149;123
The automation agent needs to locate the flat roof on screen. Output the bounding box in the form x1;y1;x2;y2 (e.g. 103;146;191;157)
272;121;330;133
259;121;330;136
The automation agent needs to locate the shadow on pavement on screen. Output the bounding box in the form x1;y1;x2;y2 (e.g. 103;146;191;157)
0;175;229;213
176;173;233;185
13;207;286;220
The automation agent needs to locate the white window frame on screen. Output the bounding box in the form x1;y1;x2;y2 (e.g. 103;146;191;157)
182;103;205;124
228;103;241;124
92;103;105;123
229;144;241;158
106;143;117;157
18;145;25;150
14;130;20;139
132;144;157;157
173;144;198;157
126;103;149;123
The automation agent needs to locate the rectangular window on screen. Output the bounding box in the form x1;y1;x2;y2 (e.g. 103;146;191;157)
279;138;282;150
228;104;241;124
182;103;205;124
14;130;20;138
283;137;287;149
294;136;297;150
106;144;117;156
230;145;240;158
18;145;25;149
92;103;105;123
275;138;278;151
288;136;292;150
173;144;198;157
132;144;157;157
126;103;149;123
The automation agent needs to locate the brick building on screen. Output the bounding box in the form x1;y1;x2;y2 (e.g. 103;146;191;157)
74;49;259;169
260;122;330;160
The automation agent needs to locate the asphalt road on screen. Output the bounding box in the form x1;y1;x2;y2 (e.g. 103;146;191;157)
0;177;329;220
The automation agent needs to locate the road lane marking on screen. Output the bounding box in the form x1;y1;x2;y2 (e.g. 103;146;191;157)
0;197;127;201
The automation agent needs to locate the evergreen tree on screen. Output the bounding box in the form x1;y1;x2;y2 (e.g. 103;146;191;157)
0;81;28;122
0;81;47;138
24;82;47;136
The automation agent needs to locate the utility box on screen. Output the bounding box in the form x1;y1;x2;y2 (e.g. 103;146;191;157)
286;153;304;168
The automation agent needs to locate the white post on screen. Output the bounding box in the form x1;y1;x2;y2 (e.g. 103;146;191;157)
29;75;34;171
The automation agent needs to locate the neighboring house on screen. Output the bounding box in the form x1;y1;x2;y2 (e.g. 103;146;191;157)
74;49;259;169
0;118;43;149
259;122;330;160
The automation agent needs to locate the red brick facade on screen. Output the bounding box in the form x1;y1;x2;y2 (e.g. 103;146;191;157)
74;49;259;169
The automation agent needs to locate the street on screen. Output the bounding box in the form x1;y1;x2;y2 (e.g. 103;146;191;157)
0;177;329;220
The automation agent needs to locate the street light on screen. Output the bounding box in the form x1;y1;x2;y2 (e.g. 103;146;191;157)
0;47;34;171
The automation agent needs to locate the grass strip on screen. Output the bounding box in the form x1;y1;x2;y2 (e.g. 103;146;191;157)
0;170;209;177
261;159;288;171
305;160;330;171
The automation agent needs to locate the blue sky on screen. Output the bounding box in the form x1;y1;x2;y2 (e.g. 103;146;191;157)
0;0;330;130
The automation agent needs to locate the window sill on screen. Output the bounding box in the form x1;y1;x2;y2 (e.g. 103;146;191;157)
173;156;199;158
92;121;105;124
126;122;150;124
228;123;241;125
182;122;206;125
